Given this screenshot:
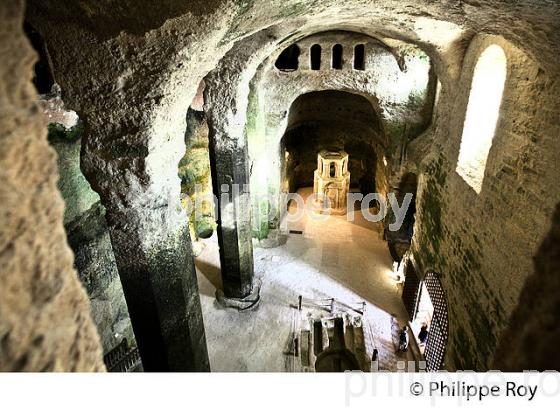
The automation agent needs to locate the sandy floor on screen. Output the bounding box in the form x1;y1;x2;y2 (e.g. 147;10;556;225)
195;188;414;371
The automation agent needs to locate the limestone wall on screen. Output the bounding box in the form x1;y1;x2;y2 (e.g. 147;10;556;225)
493;203;560;371
409;35;560;370
0;0;104;371
259;31;435;159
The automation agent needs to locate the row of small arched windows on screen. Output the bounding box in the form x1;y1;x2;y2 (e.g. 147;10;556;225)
276;41;507;195
276;43;366;71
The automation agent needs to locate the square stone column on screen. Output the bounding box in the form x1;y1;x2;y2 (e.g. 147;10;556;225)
207;133;255;299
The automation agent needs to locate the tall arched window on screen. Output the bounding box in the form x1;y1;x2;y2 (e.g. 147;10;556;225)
275;44;300;71
332;44;343;69
353;44;365;70
310;44;321;70
456;45;507;193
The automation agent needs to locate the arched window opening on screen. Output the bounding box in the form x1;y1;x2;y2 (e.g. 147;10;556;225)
353;44;365;70
456;44;507;193
332;44;343;69
275;44;300;71
329;162;336;178
310;44;321;70
24;22;55;94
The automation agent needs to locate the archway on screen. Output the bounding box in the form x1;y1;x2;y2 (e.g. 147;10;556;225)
280;90;386;200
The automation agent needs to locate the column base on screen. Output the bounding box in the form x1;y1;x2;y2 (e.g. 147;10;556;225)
215;278;262;311
254;229;288;249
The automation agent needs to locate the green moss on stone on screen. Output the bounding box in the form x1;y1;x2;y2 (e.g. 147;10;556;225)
415;158;446;268
47;121;83;143
178;112;216;241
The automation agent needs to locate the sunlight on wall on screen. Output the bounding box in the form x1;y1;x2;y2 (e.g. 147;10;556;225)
414;17;464;52
456;45;507;193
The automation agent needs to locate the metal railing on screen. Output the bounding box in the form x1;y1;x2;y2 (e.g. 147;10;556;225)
103;338;142;372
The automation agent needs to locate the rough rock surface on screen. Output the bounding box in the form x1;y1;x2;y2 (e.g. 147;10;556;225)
493;203;560;371
179;108;216;241
48;110;134;354
65;201;134;353
0;0;104;371
49;135;100;225
38;85;79;130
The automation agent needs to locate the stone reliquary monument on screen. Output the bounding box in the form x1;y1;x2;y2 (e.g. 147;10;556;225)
313;151;350;215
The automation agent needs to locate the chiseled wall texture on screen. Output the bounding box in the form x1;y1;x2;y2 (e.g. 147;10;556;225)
0;0;104;371
493;202;560;371
409;35;560;370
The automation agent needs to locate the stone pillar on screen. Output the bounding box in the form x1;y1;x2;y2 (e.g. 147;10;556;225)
104;206;210;371
26;0;213;368
202;33;282;302
82;123;210;371
206;119;255;299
